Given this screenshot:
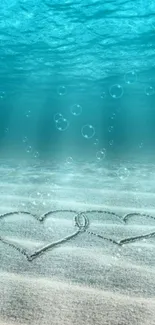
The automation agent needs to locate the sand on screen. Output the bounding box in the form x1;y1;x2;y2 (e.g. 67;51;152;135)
0;159;155;325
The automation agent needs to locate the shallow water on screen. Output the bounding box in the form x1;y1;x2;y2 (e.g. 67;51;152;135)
0;0;155;324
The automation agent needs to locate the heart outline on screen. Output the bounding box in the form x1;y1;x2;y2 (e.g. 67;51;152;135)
0;209;155;261
0;209;88;261
76;210;155;245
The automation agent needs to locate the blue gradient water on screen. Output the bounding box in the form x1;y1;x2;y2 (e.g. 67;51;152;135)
0;0;155;161
1;4;155;325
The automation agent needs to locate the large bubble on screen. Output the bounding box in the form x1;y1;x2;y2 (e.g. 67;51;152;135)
109;84;124;99
81;124;95;139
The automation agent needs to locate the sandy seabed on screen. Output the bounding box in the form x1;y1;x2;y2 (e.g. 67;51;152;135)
0;159;155;325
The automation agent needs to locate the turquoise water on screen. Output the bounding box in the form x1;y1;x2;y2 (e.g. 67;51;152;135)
0;0;155;161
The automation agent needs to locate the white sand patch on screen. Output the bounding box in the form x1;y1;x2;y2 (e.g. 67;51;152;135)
0;160;155;324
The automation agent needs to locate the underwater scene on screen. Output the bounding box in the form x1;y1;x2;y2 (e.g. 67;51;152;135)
0;1;155;325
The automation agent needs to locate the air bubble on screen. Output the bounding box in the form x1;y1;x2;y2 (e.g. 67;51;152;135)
96;150;106;160
56;117;69;131
93;138;99;146
57;85;67;96
0;91;6;99
117;167;130;180
33;151;39;158
145;85;155;96
109;140;114;146
109;84;124;99
23;136;28;143
54;113;63;123
66;157;73;164
26;146;32;153
108;126;114;133
100;91;106;99
71;104;82;116
26;110;31;118
124;71;137;84
81;124;95;139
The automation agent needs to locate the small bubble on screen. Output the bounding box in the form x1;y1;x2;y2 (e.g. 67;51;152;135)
93;138;99;146
124;71;137;84
25;110;31;118
110;113;116;120
57;85;67;96
109;140;114;146
56;117;69;131
33;151;39;158
117;167;130;180
109;84;124;99
0;91;6;99
54;113;63;123
66;156;73;164
145;85;155;96
100;91;106;99
23;136;28;143
96;150;106;161
71;104;82;116
81;124;95;139
139;142;143;149
26;145;32;153
108;126;114;133
101;148;106;154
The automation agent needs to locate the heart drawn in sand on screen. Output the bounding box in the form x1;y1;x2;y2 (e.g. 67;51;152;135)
0;209;155;261
76;210;155;245
0;209;88;261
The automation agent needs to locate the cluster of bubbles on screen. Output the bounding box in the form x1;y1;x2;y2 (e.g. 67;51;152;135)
100;71;154;99
21;72;153;181
53;104;83;132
